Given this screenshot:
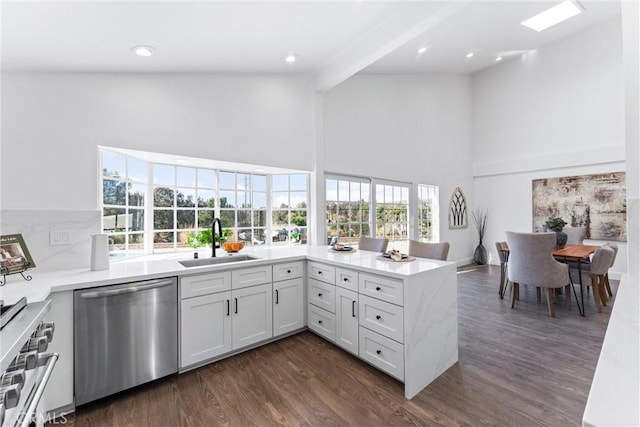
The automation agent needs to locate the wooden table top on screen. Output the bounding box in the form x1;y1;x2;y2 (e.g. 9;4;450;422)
552;244;600;260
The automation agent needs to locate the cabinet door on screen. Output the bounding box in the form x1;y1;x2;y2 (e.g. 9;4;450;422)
180;291;232;368
232;283;273;350
273;278;304;337
335;287;359;355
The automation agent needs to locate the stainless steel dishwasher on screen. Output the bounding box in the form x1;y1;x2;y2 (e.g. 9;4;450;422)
74;277;178;406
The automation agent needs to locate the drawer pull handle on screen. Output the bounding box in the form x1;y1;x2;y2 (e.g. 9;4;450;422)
376;315;382;320
375;286;381;291
352;300;356;317
227;299;230;316
318;271;323;275
275;289;279;304
376;350;382;355
287;270;291;274
344;277;349;282
318;293;323;297
318;320;323;324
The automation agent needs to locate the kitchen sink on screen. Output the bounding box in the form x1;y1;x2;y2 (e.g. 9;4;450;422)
179;254;259;268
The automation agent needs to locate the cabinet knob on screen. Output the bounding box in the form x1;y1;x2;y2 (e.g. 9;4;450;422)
343;277;349;282
318;320;323;324
318;293;323;297
376;315;381;320
318;271;323;275
287;270;291;274
375;286;381;291
376;350;382;355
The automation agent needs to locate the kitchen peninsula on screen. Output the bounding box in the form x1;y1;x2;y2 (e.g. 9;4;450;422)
0;245;457;417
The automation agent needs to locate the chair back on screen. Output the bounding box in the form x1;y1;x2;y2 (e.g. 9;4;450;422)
589;247;615;275
505;231;568;289
358;236;389;253
408;240;449;260
603;243;618;268
564;226;586;245
495;241;509;263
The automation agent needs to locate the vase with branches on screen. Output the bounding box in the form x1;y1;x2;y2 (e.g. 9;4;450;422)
471;209;488;265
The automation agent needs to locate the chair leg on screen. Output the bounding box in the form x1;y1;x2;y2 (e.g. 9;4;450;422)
604;273;613;296
499;263;506;298
546;288;555;317
511;283;519;308
536;287;541;303
598;275;608;306
565;284;571;310
591;275;602;313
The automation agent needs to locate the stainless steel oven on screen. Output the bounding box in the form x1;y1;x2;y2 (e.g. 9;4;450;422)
74;277;178;406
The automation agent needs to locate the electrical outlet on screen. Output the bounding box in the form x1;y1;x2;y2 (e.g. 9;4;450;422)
50;229;72;246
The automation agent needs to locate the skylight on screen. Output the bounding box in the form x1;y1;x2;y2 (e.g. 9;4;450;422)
521;0;584;32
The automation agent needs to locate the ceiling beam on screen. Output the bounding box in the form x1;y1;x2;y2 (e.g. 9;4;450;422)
314;1;469;93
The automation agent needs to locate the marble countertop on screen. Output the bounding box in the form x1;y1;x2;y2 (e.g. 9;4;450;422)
0;245;450;305
582;273;639;427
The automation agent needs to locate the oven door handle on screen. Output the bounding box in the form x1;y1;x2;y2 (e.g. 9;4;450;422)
78;279;175;299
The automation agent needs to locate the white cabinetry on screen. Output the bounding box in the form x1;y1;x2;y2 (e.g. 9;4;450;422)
273;261;304;337
179;264;273;369
335;287;358;355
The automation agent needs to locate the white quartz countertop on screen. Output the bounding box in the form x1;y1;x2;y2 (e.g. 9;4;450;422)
0;245;450;305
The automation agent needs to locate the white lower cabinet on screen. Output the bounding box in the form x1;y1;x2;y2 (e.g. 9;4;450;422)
232;283;273;349
308;304;336;341
335;287;359;355
273;277;304;337
181;291;232;367
359;326;404;381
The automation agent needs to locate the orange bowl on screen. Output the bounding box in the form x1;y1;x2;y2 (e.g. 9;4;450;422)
223;242;244;252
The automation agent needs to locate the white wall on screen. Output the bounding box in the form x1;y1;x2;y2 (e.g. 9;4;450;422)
1;72;315;211
322;74;474;263
472;17;627;276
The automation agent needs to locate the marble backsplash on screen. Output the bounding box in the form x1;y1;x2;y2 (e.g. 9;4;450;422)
1;210;101;272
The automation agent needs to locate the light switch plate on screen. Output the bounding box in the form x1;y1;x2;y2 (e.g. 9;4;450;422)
50;229;72;246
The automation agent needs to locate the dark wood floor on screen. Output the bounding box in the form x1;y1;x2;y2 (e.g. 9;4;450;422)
60;265;615;426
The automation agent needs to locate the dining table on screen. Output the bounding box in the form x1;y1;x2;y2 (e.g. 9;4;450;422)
498;244;600;316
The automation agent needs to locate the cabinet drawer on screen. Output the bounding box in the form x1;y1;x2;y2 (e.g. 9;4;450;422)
273;261;304;282
336;268;358;292
359;326;404;381
359;295;404;343
308;262;335;285
232;265;273;289
181;271;232;299
308;304;336;342
308;278;336;313
359;273;404;306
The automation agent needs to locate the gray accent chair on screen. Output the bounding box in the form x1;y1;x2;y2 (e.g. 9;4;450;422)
564;226;587;245
569;246;615;313
506;231;572;317
602;243;618;297
358;236;389;253
407;240;450;261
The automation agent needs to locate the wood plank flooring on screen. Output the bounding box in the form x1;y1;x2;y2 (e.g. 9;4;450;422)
58;265;615;426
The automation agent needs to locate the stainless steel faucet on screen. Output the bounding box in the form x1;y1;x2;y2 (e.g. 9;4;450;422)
212;217;222;257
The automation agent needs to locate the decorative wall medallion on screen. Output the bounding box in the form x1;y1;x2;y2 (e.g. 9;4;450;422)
448;187;468;229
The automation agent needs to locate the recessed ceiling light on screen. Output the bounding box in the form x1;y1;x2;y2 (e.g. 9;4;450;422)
285;54;297;63
496;56;503;62
132;45;154;57
417;46;428;54
466;52;474;59
521;0;584;32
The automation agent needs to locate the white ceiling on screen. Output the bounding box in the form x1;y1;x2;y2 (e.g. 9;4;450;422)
1;1;622;90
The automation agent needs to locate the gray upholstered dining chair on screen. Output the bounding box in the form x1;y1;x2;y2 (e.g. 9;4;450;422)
601;243;618;298
358;236;389;253
506;231;572;317
495;241;509;299
564;226;587;245
569;246;615;313
407;240;449;260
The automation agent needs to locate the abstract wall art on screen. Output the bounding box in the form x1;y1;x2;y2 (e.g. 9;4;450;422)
532;172;626;241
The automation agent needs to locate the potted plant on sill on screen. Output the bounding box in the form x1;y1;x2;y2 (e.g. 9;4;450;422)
471;209;488;265
545;216;568;249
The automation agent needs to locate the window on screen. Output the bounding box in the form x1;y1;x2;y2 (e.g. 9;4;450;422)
100;148;309;257
375;181;410;250
417;185;438;242
325;175;439;251
325;176;371;245
101;151;147;255
271;174;308;244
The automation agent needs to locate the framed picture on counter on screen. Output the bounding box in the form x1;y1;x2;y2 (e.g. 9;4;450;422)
0;234;36;274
